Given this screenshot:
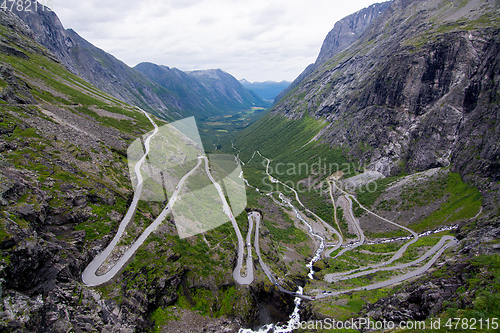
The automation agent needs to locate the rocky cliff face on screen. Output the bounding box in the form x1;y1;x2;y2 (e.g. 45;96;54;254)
275;1;391;103
271;0;500;206
11;1;77;73
314;1;392;67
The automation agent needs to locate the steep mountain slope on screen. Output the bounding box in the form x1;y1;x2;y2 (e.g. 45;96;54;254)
243;0;499;201
12;1;265;121
11;3;183;120
239;79;291;101
135;63;266;118
233;0;500;326
0;8;158;331
273;0;500;194
314;0;392;67
0;9;269;332
275;1;392;103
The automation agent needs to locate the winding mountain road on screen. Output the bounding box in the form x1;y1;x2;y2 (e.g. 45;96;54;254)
84;123;458;303
83;112;253;286
325;235;458;283
238;150;458;301
250;211;314;301
82;110;204;286
317;236;458;298
201;156;254;285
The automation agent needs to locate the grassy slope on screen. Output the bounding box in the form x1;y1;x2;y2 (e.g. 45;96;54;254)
225;1;492;326
0;16;254;328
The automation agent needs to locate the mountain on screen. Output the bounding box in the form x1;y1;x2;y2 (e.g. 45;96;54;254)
0;9;166;331
10;1;265;120
271;0;500;188
234;0;500;324
275;1;391;103
135;63;266;118
10;5;183;120
187;69;265;110
0;8;271;332
239;79;291;101
2;0;500;332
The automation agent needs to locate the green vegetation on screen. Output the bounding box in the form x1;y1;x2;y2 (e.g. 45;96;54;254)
303;288;394;332
0;218;12;243
412;173;482;232
397;234;444;263
263;207;309;244
351;200;364;218
399;173;448;210
405;1;500;50
0;38;155;136
234;113;356;183
149;283;251;332
396;254;500;333
151;307;180;333
336;207;356;239
174;285;241;317
74;105;154;134
355;176;399;208
300;192;336;229
200;106;269;151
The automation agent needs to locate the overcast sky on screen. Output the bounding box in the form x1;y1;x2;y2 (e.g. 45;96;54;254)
53;0;380;82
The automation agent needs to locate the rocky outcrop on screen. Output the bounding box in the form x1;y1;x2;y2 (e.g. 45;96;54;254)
274;1;391;103
363;215;500;324
11;1;75;72
0;64;36;104
314;1;392;67
365;277;464;322
270;0;500;206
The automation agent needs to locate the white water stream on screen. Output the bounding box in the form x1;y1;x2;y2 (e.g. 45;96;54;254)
237;159;327;333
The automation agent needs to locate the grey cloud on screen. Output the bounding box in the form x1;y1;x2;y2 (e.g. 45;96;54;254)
53;0;380;82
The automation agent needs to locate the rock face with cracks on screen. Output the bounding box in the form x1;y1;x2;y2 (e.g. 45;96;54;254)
273;0;500;203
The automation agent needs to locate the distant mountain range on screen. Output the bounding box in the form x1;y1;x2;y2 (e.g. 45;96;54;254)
133;63;264;119
11;6;267;121
239;79;290;102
